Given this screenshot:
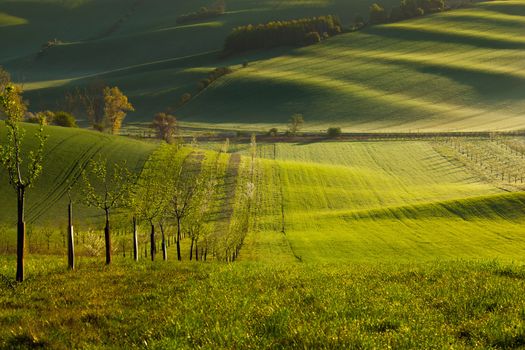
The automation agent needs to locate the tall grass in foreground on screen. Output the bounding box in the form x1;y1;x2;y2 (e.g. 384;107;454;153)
1;256;524;349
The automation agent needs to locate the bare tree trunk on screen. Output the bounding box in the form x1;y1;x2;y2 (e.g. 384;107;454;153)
160;223;167;261
176;218;182;261
133;216;138;261
104;209;111;265
150;223;156;261
16;186;25;282
195;239;199;261
190;238;194;261
67;201;75;270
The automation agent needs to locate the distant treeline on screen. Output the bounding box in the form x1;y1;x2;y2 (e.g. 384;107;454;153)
176;1;226;24
224;15;342;54
370;0;446;24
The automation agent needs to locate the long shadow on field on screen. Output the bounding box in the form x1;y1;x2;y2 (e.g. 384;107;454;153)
341;40;525;100
340;193;525;222
366;26;525;50
477;2;525;17
435;13;525;29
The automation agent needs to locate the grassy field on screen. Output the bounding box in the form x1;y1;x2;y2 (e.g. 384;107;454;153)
0;123;157;227
3;0;525;347
1;258;525;348
180;0;525;131
1;129;525;346
240;140;525;262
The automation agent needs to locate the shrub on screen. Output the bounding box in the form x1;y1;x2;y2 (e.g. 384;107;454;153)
268;128;278;136
180;93;192;106
370;3;388;24
52;111;77;127
26;112;50;125
327;127;342;138
354;15;366;29
176;1;225;24
198;67;233;91
304;32;322;45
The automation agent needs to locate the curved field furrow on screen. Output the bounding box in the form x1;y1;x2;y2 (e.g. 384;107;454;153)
242;141;525;262
179;0;525;131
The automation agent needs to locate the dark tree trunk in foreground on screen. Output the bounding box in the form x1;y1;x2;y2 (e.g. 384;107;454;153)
190;238;194;261
150;223;156;261
133;217;138;261
176;219;182;261
67;201;75;270
160;223;167;261
104;210;111;265
195;240;199;261
16;186;26;282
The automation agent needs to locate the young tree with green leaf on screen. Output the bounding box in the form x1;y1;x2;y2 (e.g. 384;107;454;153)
81;158;135;264
131;145;175;261
0;82;47;282
170;154;204;261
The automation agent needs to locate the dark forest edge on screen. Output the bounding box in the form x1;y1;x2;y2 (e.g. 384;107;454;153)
223;15;343;55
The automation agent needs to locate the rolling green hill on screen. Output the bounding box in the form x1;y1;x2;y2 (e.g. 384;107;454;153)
0;0;392;124
180;0;525;131
0;123;157;227
241;141;525;262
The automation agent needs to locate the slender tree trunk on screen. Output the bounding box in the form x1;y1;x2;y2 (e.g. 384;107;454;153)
133;216;138;261
104;209;111;265
67;200;75;270
195;239;199;261
160;223;167;261
176;218;182;261
190;237;194;261
150;223;156;261
16;186;25;282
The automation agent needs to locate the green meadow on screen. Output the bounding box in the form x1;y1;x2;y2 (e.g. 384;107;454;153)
242;141;525;263
2;0;525;347
2;127;525;347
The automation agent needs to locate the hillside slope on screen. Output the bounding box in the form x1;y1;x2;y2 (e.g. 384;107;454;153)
242;141;525;262
0;123;157;226
0;0;391;122
180;0;525;131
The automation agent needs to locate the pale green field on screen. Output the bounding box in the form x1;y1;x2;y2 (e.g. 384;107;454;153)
242;141;525;262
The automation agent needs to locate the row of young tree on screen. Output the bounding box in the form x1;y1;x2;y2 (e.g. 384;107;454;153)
441;137;525;185
224;15;343;54
369;0;446;24
1;72;257;281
